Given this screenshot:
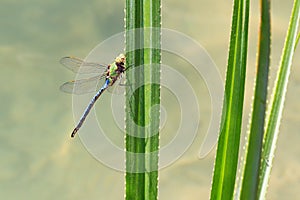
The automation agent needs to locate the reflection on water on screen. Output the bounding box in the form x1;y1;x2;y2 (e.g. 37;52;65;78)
0;0;299;199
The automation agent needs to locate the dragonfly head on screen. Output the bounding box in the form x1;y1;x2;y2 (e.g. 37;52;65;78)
115;54;126;64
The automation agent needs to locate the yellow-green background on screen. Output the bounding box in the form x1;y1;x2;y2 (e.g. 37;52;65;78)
1;0;299;199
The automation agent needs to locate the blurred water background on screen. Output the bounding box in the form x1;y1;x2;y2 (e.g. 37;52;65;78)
0;0;299;199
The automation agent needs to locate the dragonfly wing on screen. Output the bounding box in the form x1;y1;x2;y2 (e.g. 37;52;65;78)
60;56;107;74
60;75;104;94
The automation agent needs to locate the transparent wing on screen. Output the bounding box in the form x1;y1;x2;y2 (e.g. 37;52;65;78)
60;75;105;94
60;56;107;74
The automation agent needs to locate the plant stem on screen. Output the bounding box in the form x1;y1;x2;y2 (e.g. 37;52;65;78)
125;0;161;199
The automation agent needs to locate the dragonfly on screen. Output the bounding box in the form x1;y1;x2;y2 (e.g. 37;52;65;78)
60;54;126;138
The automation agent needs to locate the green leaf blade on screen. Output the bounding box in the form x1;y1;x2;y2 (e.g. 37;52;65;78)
240;0;271;198
210;0;250;199
258;0;300;198
125;0;161;200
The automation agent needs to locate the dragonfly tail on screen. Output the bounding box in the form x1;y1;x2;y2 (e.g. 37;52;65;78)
70;79;110;138
71;128;79;138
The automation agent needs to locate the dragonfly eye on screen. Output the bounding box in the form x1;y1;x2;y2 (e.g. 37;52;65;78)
115;54;125;63
119;53;125;58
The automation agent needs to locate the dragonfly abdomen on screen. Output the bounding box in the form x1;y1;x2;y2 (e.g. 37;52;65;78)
71;79;110;137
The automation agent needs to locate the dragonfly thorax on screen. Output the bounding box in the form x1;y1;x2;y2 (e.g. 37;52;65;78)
107;54;126;85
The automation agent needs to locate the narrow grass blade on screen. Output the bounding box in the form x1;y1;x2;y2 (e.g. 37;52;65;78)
258;0;300;198
210;0;250;199
240;0;271;199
